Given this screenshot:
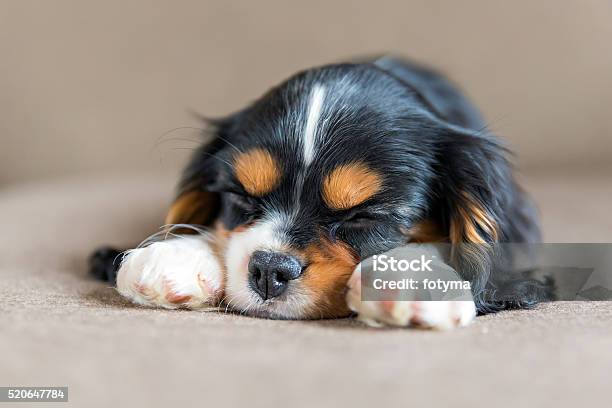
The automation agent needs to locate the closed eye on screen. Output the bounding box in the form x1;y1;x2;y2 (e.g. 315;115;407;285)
328;210;387;241
218;191;261;228
341;212;379;229
332;210;384;233
224;192;257;213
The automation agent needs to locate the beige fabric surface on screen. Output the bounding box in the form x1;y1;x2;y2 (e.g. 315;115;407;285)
1;171;611;407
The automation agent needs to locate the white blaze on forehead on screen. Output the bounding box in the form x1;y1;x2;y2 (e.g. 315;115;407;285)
302;84;326;165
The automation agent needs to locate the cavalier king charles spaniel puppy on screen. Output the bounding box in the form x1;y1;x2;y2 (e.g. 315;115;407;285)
90;57;552;328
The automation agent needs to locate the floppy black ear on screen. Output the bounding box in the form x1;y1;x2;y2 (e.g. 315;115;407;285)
436;125;541;245
374;56;537;244
435;125;547;311
437;127;509;246
435;128;505;302
165;112;245;227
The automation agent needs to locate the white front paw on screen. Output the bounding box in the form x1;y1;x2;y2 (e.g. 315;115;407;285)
350;300;476;330
116;236;223;309
351;299;476;330
346;267;476;330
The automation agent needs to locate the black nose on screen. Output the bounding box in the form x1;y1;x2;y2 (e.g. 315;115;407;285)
248;251;303;300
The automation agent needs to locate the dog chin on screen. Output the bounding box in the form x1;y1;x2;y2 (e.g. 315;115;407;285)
223;285;314;320
242;306;301;320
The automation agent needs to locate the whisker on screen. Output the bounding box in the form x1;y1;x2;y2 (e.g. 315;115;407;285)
195;150;236;169
112;249;134;268
153;126;208;148
218;293;231;310
224;289;246;314
210;133;244;156
241;291;260;315
155;136;203;147
161;223;207;233
154;125;244;156
170;147;199;152
133;224;214;250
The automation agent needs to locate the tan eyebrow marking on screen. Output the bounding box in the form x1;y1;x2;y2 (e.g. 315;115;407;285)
234;148;281;196
322;162;383;210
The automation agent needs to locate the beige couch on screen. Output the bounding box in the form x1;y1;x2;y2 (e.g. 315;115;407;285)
1;1;611;407
1;171;610;407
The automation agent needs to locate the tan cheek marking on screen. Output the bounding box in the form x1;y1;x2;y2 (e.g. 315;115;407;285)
298;237;359;318
234;148;281;196
322;162;382;210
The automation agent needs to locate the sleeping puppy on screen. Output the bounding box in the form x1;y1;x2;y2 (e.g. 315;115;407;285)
90;56;551;327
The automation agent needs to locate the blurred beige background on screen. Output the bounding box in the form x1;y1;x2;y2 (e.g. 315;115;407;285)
1;0;611;186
